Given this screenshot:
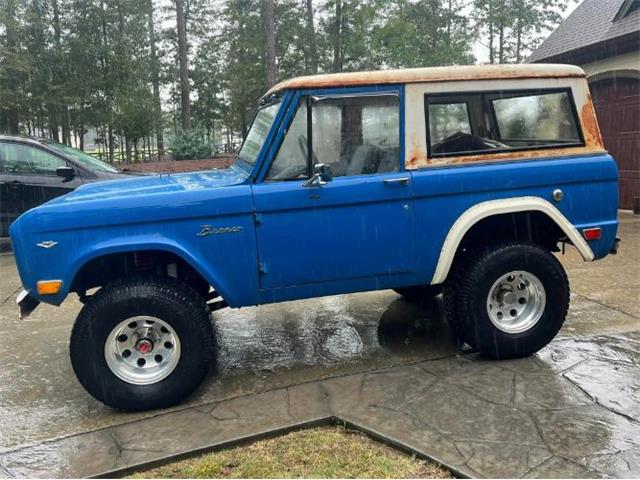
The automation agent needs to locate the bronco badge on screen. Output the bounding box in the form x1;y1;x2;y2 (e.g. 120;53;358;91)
197;225;243;237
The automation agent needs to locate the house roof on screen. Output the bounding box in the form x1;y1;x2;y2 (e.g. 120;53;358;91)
265;64;585;96
528;0;640;63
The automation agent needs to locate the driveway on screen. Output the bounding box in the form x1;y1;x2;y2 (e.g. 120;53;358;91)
0;212;638;478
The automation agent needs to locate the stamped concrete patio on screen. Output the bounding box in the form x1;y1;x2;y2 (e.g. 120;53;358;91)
0;212;638;478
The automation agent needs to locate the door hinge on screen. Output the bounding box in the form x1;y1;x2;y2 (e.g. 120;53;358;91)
253;213;263;226
258;262;268;275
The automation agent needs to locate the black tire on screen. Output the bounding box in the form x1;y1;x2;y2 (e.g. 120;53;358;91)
443;242;569;359
70;276;215;410
393;284;443;302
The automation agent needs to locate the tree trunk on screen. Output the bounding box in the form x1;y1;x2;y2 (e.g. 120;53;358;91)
446;0;452;45
2;0;20;133
125;137;132;163
498;23;505;63
516;20;522;63
108;126;115;162
332;0;343;73
147;0;165;155
49;118;60;141
263;0;277;87
175;0;191;130
488;22;494;64
52;0;71;144
305;0;318;74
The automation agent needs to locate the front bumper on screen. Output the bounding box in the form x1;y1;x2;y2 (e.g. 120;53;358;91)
17;289;40;319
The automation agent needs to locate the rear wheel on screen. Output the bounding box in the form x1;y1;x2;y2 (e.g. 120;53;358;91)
70;276;215;410
393;284;442;302
444;242;569;359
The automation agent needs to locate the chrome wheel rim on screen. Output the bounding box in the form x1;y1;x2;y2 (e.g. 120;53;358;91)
104;316;181;385
486;271;546;334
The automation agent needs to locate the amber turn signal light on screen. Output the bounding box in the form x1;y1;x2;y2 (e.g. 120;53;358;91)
36;280;63;295
582;228;602;241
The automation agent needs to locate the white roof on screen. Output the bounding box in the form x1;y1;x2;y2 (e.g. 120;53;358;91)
267;64;585;96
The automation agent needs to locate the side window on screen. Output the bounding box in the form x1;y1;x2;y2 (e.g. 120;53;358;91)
312;95;400;177
266;93;400;181
426;89;583;158
0;142;67;175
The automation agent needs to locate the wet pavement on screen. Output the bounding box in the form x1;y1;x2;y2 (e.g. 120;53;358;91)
0;211;638;478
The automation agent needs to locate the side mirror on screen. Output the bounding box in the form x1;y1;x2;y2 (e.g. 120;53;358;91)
303;163;332;187
56;166;75;179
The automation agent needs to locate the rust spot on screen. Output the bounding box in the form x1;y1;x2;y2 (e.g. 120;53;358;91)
404;145;606;170
406;154;428;168
580;94;604;149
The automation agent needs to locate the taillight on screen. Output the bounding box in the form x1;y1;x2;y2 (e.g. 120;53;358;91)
582;228;602;241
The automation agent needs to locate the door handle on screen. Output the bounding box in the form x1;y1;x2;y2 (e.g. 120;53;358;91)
383;177;410;185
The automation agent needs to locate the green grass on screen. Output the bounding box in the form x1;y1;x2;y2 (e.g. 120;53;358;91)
131;426;452;479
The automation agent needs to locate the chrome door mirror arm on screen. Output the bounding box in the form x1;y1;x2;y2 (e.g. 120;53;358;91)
302;163;332;188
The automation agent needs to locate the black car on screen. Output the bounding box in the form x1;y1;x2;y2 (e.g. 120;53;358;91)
0;135;140;237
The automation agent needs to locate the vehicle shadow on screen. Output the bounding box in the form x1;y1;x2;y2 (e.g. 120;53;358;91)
376;296;459;353
210;291;460;383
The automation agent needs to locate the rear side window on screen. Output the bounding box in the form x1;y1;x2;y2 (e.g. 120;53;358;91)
492;92;580;143
425;89;584;158
428;103;472;144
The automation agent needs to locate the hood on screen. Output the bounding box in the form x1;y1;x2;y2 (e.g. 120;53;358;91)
50;165;249;205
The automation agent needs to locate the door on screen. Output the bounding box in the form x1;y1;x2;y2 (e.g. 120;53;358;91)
590;77;640;210
0;141;83;236
252;91;415;290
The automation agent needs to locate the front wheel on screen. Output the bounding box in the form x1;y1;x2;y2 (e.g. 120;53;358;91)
444;242;569;359
70;276;215;410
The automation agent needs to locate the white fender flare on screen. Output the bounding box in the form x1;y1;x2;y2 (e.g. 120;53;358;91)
430;196;594;285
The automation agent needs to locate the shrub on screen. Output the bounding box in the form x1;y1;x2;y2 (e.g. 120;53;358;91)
170;129;213;160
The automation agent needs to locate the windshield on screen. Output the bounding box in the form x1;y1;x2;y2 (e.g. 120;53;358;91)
45;141;119;173
237;100;281;165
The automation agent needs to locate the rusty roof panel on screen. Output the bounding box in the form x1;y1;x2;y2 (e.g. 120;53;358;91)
265;64;586;96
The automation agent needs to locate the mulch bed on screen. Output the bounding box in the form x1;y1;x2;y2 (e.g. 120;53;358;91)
122;155;235;174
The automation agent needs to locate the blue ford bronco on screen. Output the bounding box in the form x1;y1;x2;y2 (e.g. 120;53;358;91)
10;64;620;410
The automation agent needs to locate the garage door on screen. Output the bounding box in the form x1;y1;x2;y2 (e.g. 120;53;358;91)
590;77;640;211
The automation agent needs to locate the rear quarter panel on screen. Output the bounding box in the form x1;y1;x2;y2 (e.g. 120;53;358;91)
409;154;619;283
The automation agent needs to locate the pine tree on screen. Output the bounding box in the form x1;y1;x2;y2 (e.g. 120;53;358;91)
175;0;191;130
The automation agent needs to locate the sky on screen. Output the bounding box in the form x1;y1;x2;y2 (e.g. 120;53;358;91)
472;0;582;63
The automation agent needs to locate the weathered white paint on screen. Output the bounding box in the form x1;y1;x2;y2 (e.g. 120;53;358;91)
430;197;595;285
404;76;601;169
267;64;585;96
583;51;640;81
